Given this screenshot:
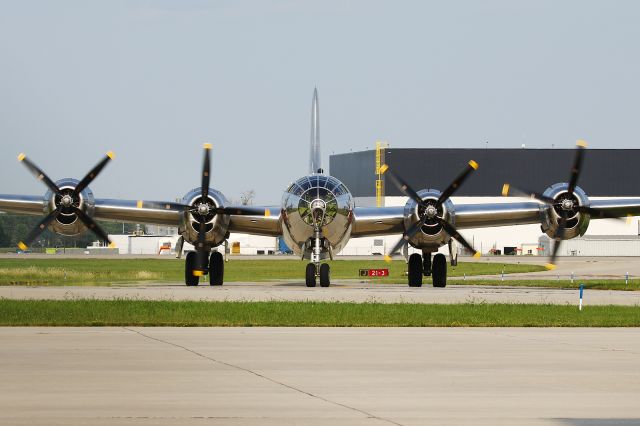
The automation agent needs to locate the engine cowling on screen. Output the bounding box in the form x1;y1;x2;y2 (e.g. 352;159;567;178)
540;183;590;240
43;178;96;236
403;189;455;251
179;187;230;248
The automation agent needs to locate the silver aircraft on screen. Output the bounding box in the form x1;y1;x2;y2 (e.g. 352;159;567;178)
2;90;640;287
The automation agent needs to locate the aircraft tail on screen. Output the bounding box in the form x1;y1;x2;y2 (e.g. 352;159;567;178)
309;88;321;174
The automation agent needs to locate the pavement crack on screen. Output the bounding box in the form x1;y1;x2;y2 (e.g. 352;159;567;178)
123;327;402;426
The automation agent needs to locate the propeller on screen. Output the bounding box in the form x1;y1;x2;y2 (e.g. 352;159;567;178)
16;152;115;251
381;160;481;262
138;144;271;276
502;140;624;270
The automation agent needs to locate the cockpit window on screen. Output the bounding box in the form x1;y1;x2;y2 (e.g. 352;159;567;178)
298;177;312;191
324;178;337;191
291;183;305;197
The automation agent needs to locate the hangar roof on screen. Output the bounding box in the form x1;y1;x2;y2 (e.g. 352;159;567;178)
329;148;640;197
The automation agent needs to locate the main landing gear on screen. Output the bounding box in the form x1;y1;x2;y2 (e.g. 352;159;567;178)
305;262;331;287
184;251;224;286
407;252;447;287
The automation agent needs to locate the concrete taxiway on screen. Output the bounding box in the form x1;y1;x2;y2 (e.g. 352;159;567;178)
2;281;640;305
1;327;639;425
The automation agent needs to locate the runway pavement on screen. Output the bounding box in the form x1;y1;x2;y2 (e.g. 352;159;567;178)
2;281;640;305
1;327;639;425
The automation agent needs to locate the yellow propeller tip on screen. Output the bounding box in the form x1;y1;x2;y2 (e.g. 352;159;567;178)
106;151;115;160
576;140;587;148
17;242;28;251
473;252;481;258
108;243;117;249
468;160;479;170
627;214;634;225
379;164;389;174
192;270;205;277
136;200;143;209
264;209;271;217
17;153;26;162
501;183;510;197
384;255;392;263
545;263;556;270
203;143;212;150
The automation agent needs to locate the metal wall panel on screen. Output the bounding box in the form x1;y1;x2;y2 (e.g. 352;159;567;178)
330;148;640;197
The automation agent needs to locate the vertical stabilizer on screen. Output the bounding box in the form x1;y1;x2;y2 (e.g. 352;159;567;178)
309;88;321;174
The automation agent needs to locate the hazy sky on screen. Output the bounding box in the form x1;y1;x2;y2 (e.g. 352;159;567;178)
1;1;639;204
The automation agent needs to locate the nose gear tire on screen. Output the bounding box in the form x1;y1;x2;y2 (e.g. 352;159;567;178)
305;263;316;287
319;263;330;287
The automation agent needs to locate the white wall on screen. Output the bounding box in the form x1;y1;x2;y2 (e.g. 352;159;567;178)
108;233;276;255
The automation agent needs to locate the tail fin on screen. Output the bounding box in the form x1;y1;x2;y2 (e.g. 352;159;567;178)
309;88;321;174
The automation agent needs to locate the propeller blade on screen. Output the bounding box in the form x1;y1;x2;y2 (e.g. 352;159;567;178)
17;210;60;251
73;152;115;196
72;207;113;246
437;160;479;206
18;154;60;195
501;183;556;205
384;216;429;262
380;164;426;207
546;211;568;270
567;140;586;195
436;217;480;258
201;144;212;201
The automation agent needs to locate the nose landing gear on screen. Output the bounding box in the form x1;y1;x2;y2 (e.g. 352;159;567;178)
305;262;331;287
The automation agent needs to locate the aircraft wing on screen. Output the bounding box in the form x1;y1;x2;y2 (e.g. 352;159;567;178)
351;206;406;237
228;206;282;236
0;195;282;236
351;197;640;238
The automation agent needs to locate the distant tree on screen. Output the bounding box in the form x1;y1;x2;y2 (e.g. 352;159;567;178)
240;190;256;206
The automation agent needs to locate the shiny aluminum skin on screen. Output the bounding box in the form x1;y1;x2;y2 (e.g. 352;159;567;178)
540;183;590;239
179;187;230;248
45;178;96;236
403;189;455;251
281;175;354;258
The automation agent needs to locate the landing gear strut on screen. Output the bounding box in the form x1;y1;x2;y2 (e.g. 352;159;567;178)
305;223;331;287
184;250;225;286
407;252;447;288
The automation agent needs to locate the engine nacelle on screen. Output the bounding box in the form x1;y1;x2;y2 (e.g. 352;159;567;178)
44;178;95;236
403;189;455;251
179;187;230;249
540;183;590;240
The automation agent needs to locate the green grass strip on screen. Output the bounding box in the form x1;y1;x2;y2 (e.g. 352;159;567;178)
449;279;640;291
1;299;639;327
0;258;545;285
